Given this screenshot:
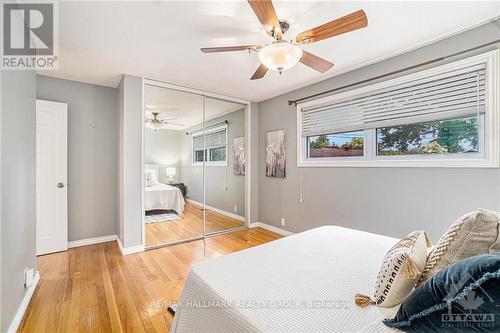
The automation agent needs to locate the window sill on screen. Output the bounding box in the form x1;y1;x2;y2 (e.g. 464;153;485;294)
192;162;228;167
297;158;499;168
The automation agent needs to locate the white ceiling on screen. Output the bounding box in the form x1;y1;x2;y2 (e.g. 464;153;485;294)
144;84;244;130
40;1;500;102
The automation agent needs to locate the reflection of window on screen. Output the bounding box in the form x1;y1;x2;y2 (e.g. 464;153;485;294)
297;51;499;167
192;125;228;166
194;149;205;163
210;147;226;161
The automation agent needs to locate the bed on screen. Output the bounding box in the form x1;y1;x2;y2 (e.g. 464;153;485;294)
144;164;185;213
170;226;402;333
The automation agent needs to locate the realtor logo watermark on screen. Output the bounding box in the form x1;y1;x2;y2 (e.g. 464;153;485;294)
441;272;495;329
1;1;58;69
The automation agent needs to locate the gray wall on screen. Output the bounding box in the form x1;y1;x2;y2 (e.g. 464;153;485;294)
249;102;259;223
258;20;500;241
118;75;143;248
1;69;37;332
36;75;119;241
180;109;246;217
145;128;182;183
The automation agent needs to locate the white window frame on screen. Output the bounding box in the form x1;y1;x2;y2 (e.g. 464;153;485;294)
297;50;499;168
192;124;229;167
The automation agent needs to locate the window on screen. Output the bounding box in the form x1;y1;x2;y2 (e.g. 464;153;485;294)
192;125;228;166
376;116;480;156
307;130;364;158
297;50;499;167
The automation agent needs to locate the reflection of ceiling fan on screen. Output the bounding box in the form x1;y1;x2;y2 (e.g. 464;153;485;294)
145;112;185;130
201;0;368;80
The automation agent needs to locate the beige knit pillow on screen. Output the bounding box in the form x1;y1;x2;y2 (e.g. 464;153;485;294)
418;209;500;285
356;230;431;308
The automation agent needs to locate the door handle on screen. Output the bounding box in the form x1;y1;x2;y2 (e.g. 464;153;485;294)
57;183;65;188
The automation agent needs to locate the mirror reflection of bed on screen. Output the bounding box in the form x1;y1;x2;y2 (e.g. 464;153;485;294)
144;84;246;247
144;163;244;245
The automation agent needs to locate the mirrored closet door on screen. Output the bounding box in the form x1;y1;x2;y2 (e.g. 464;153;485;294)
203;96;246;235
143;83;246;248
144;85;204;246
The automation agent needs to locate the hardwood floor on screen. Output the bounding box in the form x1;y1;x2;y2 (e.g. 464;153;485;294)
146;202;245;246
19;227;282;333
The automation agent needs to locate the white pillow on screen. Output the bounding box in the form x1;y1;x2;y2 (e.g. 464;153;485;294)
418;209;500;285
144;171;158;187
355;230;432;308
150;173;159;185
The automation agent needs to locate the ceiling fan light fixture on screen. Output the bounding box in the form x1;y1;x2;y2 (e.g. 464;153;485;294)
258;41;303;73
145;112;166;130
201;2;368;80
145;119;165;130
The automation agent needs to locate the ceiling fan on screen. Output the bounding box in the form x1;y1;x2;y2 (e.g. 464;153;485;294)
145;112;185;130
201;0;368;80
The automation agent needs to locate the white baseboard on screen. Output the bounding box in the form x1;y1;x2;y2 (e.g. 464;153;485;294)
68;235;117;248
186;199;245;222
116;236;144;256
117;237;124;254
7;271;40;333
68;235;144;256
249;222;294;236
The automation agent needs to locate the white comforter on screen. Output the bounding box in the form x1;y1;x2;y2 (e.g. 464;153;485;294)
144;183;185;213
171;226;402;333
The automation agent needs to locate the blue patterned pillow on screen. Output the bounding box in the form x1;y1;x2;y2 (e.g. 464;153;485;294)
384;253;500;332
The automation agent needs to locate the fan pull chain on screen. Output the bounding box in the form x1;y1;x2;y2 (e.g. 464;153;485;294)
299;167;303;204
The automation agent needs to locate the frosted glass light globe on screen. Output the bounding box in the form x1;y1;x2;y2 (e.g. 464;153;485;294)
258;41;303;73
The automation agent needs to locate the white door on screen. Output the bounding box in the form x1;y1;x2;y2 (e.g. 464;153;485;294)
36;99;68;255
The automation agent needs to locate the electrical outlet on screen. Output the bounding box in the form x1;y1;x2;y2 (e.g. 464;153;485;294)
24;267;34;288
234;205;238;213
280;218;286;226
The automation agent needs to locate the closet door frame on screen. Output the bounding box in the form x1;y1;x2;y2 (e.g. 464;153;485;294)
142;78;251;250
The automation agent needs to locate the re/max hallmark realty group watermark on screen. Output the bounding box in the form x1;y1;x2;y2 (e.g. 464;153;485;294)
1;1;58;69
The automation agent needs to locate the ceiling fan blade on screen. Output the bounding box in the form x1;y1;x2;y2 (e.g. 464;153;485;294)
159;119;184;126
201;45;261;53
300;50;334;73
250;63;268;80
247;0;281;36
295;10;367;44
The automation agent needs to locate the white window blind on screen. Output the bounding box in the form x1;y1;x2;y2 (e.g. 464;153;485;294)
193;135;204;150
301;64;486;137
193;128;227;150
